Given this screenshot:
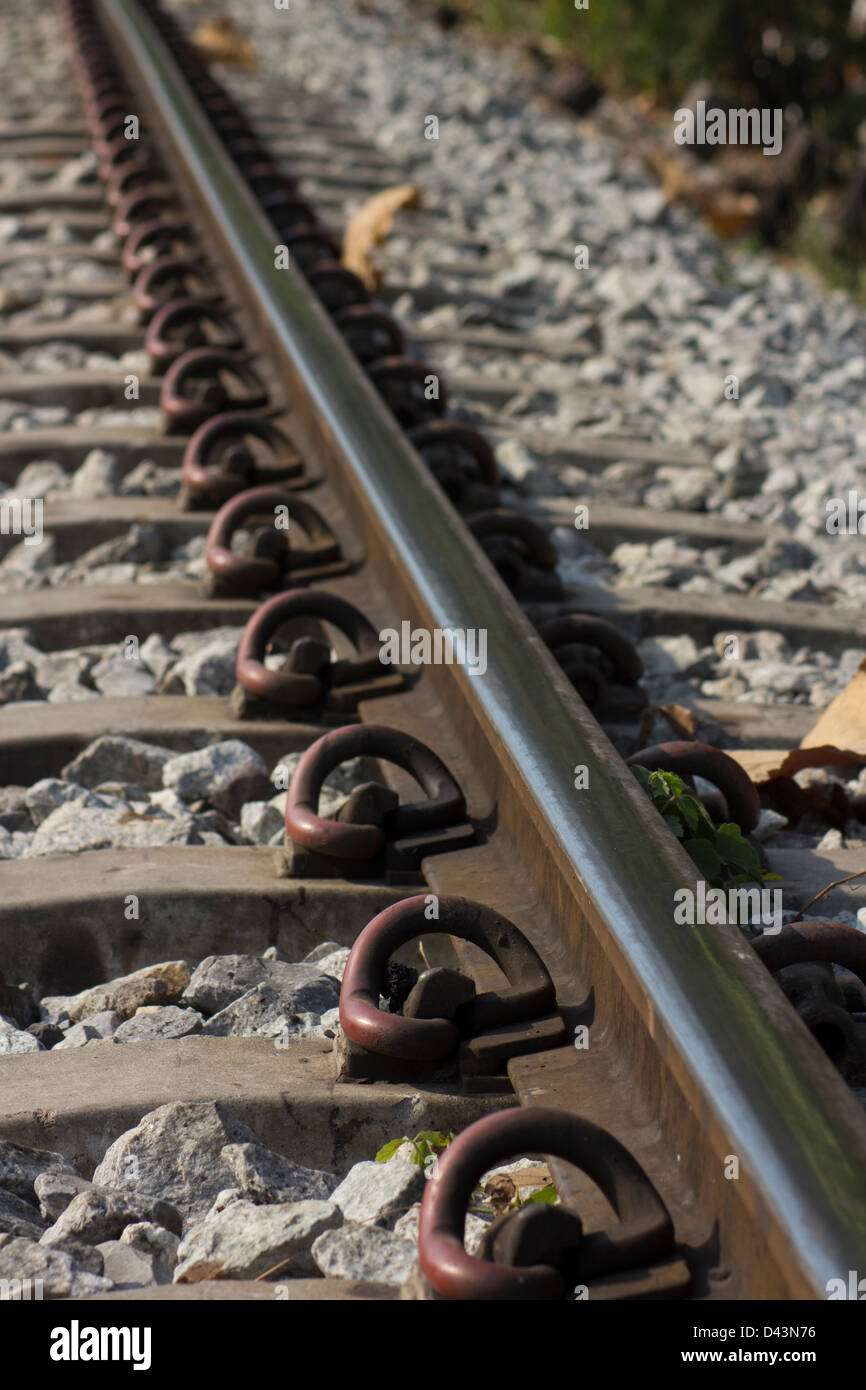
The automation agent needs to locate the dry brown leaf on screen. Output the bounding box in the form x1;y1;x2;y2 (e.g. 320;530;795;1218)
695;188;761;241
727;658;866;784
483;1174;516;1215
193;17;257;69
342;184;421;289
659;703;700;739
798;659;866;755
643;150;760;240
643;148;695;205
510;1164;552;1188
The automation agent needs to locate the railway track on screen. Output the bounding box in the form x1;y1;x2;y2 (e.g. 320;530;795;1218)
1;0;866;1312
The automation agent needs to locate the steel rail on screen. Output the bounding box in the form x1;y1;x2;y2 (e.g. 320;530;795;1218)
97;0;866;1296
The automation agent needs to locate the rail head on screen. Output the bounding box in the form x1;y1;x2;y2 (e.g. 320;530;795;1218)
97;0;866;1298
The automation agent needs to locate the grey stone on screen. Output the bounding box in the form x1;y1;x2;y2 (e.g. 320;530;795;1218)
239;800;284;845
93;781;148;802
0;628;42;673
0;1142;76;1204
0;1016;44;1054
303;940;344;964
119;461;180;497
393;1202;490;1255
202;1189;246;1222
183;954;338;1018
120;1221;178;1284
0;826;18;860
51;1020;105;1050
270;752;366;803
1;534;56;574
139;633;176;683
201;977;340;1039
62;735;174;791
0;1237;112;1298
148;787;190;818
33;1172;96;1223
311;1222;416;1287
0;785;30;832
22;802;204;857
95;1239;157;1289
113;1006;203;1043
89;653;156;697
41;1186;181;1247
174;1199;341;1283
93;1101;261;1225
38;1234;105;1276
23;777;103;826
32;650;94;692
162;740;270;818
80;1009;120;1037
220;1143;338;1205
0;1186;46;1241
10;461;69;497
46;680;100;703
309;948;351;982
329;1158;426;1229
181;954;272;1015
0;661;41;702
77;524;165;569
160;636;239;697
70;448;121;499
40;961;190;1024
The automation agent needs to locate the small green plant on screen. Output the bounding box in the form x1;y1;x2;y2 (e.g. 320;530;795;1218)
375;1130;453;1167
375;1131;558;1208
631;766;779;889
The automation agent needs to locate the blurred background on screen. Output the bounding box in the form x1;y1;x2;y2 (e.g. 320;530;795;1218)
414;1;866;298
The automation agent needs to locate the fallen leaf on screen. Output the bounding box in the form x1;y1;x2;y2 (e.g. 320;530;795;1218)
643;150;761;239
659;703;700;739
727;658;866;784
342;184;421;289
482;1174;516;1215
193;17;257;69
510;1164;552;1188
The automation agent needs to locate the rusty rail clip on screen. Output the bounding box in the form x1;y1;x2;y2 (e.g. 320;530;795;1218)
232;588;402;718
408;421;498;511
367;357;448;428
146;297;243;373
468;509;561;601
627;740;760;832
752;920;866;1079
181;414;305;508
338;895;565;1089
416;1107;689;1300
122;218;192;275
133;255;217;321
205;486;346;596
160;347;268;433
282;723;474;882
539;613;645;717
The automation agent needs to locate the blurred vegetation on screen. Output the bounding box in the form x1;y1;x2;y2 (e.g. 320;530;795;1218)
420;1;866;297
456;1;866;130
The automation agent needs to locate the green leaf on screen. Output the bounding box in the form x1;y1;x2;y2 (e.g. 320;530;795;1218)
375;1137;408;1163
714;829;761;875
526;1184;558;1205
682;837;723;880
413;1130;448;1147
677;797;701;833
663;814;684;838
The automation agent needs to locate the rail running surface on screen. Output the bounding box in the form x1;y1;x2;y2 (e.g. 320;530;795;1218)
0;0;865;1304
